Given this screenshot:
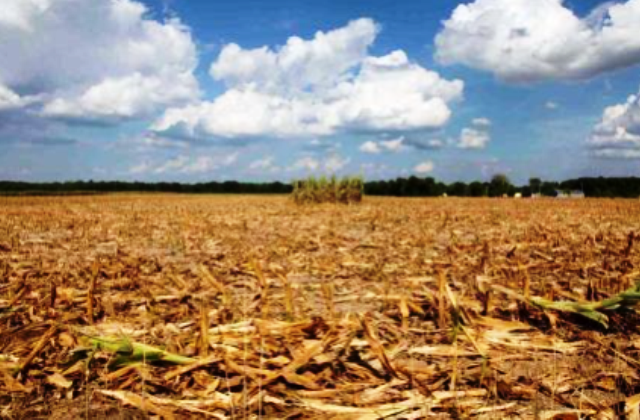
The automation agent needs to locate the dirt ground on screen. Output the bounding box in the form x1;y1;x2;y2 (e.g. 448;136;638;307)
2;194;640;419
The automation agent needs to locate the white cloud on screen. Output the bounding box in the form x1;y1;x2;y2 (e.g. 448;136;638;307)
221;152;239;166
592;148;640;159
380;136;404;152
472;117;491;127
457;128;491;149
325;155;351;172
404;137;445;150
41;72;198;123
153;19;463;140
426;139;445;148
435;0;640;82
414;160;435;174
129;152;238;175
0;0;198;122
288;154;351;173
290;156;320;172
545;101;559;110
361;162;390;174
181;157;217;174
0;84;27;111
154;155;190;174
588;88;640;158
129;161;152;175
248;156;280;172
210;18;378;93
359;136;405;154
360;141;381;154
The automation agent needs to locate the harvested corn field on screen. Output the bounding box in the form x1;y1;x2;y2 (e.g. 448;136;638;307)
3;195;640;419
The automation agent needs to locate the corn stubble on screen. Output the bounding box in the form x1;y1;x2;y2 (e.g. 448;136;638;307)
3;195;640;418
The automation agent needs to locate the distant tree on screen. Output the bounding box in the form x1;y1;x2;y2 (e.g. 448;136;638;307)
529;178;542;194
447;182;468;197
541;181;558;197
489;173;511;197
468;181;487;197
406;176;422;196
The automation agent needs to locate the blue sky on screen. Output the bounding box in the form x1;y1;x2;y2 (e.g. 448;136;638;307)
1;0;640;184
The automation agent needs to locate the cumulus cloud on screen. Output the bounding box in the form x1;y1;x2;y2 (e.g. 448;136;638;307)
414;160;435;174
0;84;27;111
472;117;491;127
154;155;191;174
455;119;492;150
153;18;463;141
325;155;351;172
210;18;378;93
288;154;351;173
359;141;381;154
248;156;281;173
359;136;405;154
379;137;404;152
435;0;640;82
457;128;491;149
588;88;640;158
41;72;198;123
129;152;238;175
129;161;153;175
0;0;198;123
289;156;320;172
592;148;640;159
304;138;340;152
403;137;444;150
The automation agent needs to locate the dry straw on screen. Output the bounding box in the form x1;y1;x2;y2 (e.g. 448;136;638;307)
3;195;640;418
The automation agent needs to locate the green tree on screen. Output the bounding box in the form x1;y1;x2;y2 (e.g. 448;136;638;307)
489;173;511;197
447;182;468;197
468;181;487;197
541;181;558;197
529;178;542;194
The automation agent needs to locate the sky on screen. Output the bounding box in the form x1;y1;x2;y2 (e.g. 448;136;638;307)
1;0;640;184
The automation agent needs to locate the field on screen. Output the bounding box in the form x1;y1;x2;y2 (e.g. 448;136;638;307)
2;195;640;419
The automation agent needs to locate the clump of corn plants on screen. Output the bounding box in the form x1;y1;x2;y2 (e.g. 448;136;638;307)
292;175;363;204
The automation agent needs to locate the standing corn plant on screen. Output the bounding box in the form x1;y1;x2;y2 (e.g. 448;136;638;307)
292;175;363;204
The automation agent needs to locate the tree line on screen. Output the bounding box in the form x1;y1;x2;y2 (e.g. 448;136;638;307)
366;175;640;198
0;180;292;196
2;175;640;198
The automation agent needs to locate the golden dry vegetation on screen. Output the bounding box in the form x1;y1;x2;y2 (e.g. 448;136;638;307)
2;194;640;419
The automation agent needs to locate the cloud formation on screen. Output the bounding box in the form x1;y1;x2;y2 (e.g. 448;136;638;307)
129;152;238;175
248;156;281;173
359;141;381;154
457;128;491;149
359;136;405;154
0;0;198;123
288;154;351;173
0;84;27;111
414;160;435;174
436;0;640;82
472;117;491;127
153;18;463;140
588;88;640;158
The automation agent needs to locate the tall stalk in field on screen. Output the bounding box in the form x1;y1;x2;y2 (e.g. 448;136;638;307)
292;175;363;204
